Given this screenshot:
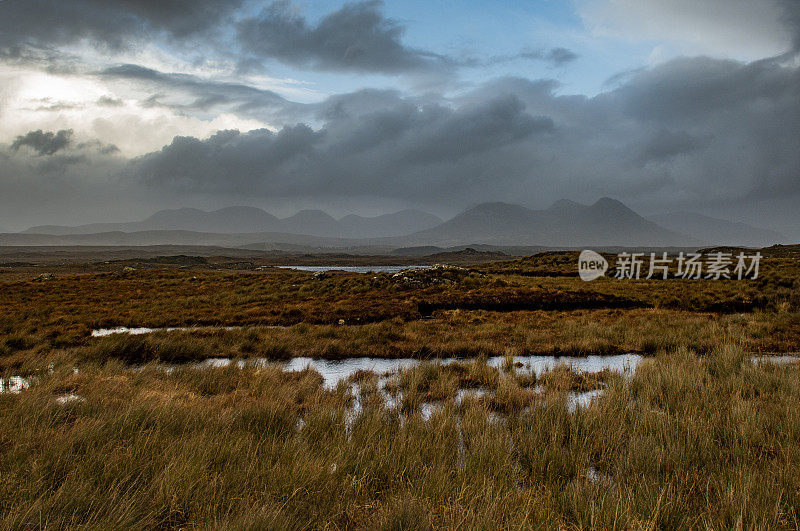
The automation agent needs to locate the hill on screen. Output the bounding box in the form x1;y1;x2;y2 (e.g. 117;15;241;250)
408;198;695;247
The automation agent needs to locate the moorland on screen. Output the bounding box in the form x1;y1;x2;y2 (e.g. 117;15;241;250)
1;245;800;528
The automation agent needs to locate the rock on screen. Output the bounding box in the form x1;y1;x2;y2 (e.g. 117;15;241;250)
123;266;136;272
312;271;330;280
33;273;54;281
338;319;346;325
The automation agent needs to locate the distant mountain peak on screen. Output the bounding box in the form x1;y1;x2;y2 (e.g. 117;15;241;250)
285;209;337;220
411;198;695;246
547;199;585;211
591;197;628;210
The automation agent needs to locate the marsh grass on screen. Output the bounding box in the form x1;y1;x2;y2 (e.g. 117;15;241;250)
3;346;800;528
2;256;800;375
4;307;797;375
2;253;800;527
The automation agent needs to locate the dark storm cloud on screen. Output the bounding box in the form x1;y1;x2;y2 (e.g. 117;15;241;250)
128;93;553;198
0;0;244;49
237;0;452;74
11;129;73;155
133;126;323;192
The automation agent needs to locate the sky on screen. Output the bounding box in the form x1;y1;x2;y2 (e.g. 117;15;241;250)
0;0;799;235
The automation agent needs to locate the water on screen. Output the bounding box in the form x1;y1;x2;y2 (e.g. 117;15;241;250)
8;354;798;401
486;354;642;376
568;389;604;411
283;357;419;388
276;265;431;274
0;376;30;394
92;325;244;337
752;354;800;365
55;394;84;405
282;354;644;388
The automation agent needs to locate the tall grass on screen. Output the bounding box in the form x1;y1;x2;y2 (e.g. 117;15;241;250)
2;347;800;528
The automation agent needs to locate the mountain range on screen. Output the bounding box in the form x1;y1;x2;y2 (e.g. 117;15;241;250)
23;207;444;239
8;199;786;249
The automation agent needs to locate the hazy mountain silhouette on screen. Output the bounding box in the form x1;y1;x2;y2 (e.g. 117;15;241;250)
647;212;785;247
16;199;784;249
280;210;339;236
407;198;696;246
339;210;444;238
22;207;443;239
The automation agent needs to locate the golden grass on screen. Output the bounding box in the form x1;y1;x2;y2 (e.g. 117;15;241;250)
1;251;799;527
2;347;800;528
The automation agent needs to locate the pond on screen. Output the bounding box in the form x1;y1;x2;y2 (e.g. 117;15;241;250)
91;326;244;337
276;265;432;274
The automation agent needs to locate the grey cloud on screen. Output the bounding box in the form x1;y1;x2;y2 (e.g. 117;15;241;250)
237;0;452;74
778;0;800;53
480;47;579;69
632;129;710;166
77;140;121;155
127;93;552;199
8;129;120;167
98;64;303;121
235;1;576;76
11;129;73;155
546;48;579;66
26;99;83;112
133;126;324;193
0;132;133;230
0;0;244;49
120;52;800;236
518;47;579;67
97;96;124;107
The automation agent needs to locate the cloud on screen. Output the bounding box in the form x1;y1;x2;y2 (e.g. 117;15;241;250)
778;0;800;54
0;129;137;230
114;51;800;235
127;92;553;200
579;0;793;61
1;1;800;236
11;129;73;155
0;0;244;49
518;47;579;67
98;64;302;122
237;0;451;75
97;96;123;107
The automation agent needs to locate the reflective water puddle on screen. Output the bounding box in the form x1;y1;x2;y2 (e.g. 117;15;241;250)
92;326;244;337
0;376;30;394
276;265;431;274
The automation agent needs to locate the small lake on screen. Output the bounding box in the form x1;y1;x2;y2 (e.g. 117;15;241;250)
276;265;432;274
